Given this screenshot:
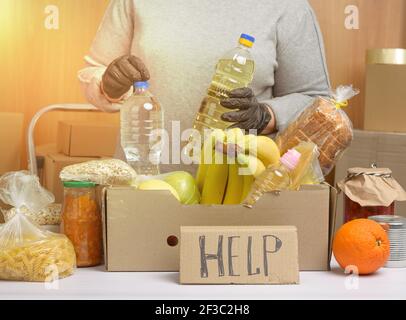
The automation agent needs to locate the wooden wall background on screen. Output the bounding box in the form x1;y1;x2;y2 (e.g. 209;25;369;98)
0;0;405;168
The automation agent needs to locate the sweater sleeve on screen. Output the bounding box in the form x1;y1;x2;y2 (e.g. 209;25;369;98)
78;0;135;111
261;1;331;132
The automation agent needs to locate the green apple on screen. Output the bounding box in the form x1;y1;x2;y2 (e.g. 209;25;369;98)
163;171;201;205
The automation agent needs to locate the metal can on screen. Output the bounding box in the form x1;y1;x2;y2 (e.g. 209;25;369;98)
369;215;406;268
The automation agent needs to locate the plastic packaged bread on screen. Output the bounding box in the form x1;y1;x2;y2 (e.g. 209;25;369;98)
0;171;76;282
276;85;359;175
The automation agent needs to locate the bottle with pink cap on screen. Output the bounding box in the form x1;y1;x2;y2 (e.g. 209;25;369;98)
243;149;301;208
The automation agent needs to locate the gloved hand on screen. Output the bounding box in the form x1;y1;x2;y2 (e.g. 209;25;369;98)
220;88;272;134
101;55;150;101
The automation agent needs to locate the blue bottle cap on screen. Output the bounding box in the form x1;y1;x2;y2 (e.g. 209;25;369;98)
134;81;149;89
239;34;255;47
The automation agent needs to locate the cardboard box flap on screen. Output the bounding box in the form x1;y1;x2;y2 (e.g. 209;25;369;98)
327;183;338;267
101;187;109;268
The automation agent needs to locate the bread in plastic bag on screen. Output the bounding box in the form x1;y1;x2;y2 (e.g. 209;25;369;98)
60;159;137;185
276;85;359;176
0;171;76;282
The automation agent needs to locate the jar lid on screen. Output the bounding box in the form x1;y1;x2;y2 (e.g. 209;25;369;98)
338;167;406;207
63;181;96;188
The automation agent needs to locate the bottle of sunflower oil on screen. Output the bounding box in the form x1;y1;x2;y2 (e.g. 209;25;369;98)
193;34;255;134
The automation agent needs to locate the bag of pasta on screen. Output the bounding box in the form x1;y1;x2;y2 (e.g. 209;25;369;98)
276;85;359;176
0;171;76;282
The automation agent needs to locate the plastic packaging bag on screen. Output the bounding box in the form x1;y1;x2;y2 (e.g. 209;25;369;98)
276;85;359;175
290;142;325;190
0;171;76;282
60;159;137;185
2;203;62;226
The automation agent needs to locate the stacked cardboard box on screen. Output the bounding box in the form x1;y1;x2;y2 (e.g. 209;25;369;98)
37;121;118;203
335;49;406;230
57;121;119;157
364;49;406;132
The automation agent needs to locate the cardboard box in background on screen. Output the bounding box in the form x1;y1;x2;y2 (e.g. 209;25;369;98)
335;130;406;232
44;153;102;203
0;113;24;175
364;49;406;132
103;185;336;272
35;143;58;186
57;121;119;157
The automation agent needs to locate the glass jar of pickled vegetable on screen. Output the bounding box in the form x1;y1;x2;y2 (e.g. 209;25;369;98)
61;181;103;267
338;167;406;223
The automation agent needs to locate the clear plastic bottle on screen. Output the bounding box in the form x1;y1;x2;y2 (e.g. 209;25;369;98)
243;149;301;208
120;81;163;175
193;34;256;134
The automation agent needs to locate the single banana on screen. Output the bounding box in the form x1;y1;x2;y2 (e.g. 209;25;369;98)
237;153;266;178
223;163;244;205
195;129;226;192
200;149;229;205
244;135;280;168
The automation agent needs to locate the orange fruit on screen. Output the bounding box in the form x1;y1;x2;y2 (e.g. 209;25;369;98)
333;219;390;275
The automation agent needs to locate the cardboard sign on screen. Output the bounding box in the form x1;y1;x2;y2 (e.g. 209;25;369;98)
180;226;299;285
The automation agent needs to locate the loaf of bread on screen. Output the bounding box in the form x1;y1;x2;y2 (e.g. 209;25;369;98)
276;97;353;175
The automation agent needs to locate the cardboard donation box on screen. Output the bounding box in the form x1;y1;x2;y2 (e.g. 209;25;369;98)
0;113;24;175
102;184;336;272
57;121;119;157
364;49;406;132
180;226;299;285
335;130;406;229
44;153;102;203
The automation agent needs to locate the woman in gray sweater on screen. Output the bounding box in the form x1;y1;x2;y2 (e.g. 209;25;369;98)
79;0;330;149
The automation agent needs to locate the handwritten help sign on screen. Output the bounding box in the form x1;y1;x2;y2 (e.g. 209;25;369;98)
180;226;299;285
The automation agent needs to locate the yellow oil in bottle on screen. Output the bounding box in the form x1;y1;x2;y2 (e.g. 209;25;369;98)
194;59;255;133
193;34;256;134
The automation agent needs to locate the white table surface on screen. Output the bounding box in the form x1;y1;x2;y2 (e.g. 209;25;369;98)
2;260;405;300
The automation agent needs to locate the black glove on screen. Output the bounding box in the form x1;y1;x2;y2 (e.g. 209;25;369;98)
102;55;150;100
220;88;272;134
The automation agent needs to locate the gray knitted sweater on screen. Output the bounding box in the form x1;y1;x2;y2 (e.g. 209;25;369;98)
79;0;330;134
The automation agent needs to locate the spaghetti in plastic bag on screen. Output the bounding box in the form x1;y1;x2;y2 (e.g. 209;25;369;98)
0;171;76;282
276;85;359;175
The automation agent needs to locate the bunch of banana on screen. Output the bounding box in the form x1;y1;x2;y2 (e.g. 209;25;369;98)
197;129;280;205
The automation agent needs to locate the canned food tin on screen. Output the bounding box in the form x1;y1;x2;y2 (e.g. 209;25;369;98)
369;215;406;268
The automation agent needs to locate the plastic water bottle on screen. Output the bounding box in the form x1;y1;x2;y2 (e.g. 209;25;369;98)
120;81;163;175
193;34;256;134
243;149;302;208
